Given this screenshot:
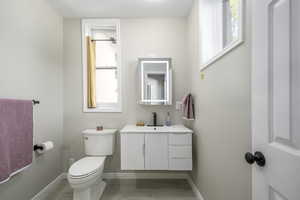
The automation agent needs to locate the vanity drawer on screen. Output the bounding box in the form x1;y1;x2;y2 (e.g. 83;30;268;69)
169;146;192;158
169;134;192;145
169;158;192;171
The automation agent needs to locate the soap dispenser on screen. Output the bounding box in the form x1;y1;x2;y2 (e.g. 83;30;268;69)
165;112;172;126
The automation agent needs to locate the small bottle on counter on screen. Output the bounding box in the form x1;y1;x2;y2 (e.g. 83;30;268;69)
165;112;171;126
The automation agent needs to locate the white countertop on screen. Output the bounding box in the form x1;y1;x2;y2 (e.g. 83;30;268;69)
120;125;193;134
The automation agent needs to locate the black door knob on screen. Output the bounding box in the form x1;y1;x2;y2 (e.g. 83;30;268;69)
245;151;266;167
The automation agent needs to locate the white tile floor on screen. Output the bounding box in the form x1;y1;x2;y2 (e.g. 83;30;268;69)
45;179;198;200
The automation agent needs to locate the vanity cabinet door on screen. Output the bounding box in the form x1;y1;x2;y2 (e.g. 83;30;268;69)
121;134;145;170
145;134;169;170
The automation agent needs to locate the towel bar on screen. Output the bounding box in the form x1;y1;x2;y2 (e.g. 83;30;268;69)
32;100;40;105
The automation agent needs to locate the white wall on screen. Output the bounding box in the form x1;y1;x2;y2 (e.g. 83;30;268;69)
0;0;63;199
187;1;252;200
63;18;189;171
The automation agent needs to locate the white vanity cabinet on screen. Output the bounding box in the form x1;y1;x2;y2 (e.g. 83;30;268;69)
120;125;193;171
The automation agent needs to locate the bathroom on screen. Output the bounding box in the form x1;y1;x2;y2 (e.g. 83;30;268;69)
0;0;299;200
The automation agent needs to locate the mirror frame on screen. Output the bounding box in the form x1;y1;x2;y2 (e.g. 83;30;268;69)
200;0;245;71
139;58;172;106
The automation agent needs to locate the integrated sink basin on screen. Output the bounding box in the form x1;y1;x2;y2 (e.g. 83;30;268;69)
120;125;193;134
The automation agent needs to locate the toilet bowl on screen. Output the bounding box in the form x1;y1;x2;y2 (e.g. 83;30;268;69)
68;157;106;200
67;129;116;200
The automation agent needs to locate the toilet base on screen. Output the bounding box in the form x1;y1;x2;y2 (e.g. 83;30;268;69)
73;180;106;200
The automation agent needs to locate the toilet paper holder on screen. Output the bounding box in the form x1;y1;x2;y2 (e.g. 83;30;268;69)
33;144;44;151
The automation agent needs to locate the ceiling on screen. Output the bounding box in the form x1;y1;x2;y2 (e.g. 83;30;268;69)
47;0;194;18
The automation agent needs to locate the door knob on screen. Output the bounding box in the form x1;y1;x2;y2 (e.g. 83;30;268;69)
245;151;266;167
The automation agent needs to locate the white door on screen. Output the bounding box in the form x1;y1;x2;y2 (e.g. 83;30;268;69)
120;134;145;170
252;0;300;200
145;134;169;170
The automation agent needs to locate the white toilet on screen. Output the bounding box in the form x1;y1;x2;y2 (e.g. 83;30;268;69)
67;129;116;200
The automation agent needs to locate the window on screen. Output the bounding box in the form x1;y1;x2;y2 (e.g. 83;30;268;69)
200;0;243;70
82;19;122;112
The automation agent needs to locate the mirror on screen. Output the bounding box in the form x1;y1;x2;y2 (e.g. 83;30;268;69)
139;58;172;105
200;0;244;70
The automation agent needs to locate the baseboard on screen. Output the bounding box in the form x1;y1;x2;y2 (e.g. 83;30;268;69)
31;173;66;200
103;172;188;179
186;175;205;200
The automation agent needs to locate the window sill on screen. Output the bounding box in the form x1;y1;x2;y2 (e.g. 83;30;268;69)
83;106;122;113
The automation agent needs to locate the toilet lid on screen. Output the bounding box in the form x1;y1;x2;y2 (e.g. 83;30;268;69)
69;157;105;178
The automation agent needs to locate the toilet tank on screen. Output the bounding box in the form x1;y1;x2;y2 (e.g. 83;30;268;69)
82;129;117;156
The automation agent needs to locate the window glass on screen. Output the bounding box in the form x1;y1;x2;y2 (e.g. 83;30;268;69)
93;28;119;105
96;69;118;104
224;0;240;46
95;41;117;67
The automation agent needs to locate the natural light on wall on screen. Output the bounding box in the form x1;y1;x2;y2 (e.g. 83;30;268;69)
82;19;122;112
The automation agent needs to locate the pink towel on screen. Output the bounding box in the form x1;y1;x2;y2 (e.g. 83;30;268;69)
182;94;195;120
0;99;33;184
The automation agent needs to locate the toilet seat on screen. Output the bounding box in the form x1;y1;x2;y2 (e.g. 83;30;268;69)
69;157;105;179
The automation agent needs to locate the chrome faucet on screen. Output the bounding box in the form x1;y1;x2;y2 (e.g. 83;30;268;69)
152;112;157;127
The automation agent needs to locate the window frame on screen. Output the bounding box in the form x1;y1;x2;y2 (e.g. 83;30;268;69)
82;19;122;113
